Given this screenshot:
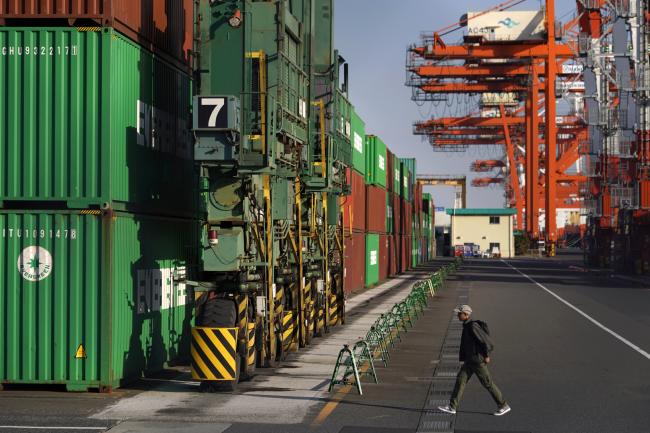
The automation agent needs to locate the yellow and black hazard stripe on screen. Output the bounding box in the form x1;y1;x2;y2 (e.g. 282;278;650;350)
191;327;238;381
317;307;324;332
308;301;315;334
76;27;101;32
282;311;297;352
274;286;285;320
246;322;256;366
328;294;339;326
79;209;101;215
236;295;248;333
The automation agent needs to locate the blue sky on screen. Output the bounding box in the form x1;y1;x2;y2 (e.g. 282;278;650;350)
334;0;577;208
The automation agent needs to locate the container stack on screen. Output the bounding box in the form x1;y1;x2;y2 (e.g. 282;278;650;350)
399;158;416;272
364;135;387;287
0;1;196;391
342;109;367;293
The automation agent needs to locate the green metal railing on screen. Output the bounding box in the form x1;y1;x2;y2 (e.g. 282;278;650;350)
328;258;462;394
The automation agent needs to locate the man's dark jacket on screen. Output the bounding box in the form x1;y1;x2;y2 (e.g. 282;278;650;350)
459;320;493;364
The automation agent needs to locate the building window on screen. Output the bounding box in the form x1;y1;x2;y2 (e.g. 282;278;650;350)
489;216;500;224
489;242;501;253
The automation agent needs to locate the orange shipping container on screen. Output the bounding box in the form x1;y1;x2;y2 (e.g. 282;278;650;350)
366;184;387;234
387;234;398;276
344;231;366;294
342;169;366;233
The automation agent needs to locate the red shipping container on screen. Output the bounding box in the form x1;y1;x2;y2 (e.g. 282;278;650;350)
392;193;401;236
400;235;410;272
0;0;193;71
342;169;366;233
366;184;387;233
402;200;412;236
386;149;394;193
344;231;366;294
379;234;388;281
387;234;398;276
1;0;193;71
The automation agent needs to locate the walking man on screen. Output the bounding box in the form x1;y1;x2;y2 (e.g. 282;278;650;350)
438;305;511;416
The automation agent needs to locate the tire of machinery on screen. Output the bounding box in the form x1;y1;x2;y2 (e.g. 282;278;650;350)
197;298;237;327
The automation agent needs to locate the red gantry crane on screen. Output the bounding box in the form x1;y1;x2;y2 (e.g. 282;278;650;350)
407;0;586;255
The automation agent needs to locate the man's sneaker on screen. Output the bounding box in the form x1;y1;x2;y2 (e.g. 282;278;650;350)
437;405;456;414
493;404;511;416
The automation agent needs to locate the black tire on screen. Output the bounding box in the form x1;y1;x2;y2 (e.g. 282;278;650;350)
222;356;241;392
198;298;237;327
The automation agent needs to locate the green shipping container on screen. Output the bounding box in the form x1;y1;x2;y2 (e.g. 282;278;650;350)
350;109;366;174
0;211;195;391
401;164;411;199
365;233;380;287
365;135;387;187
392;154;401;194
0;28;194;215
400;158;417;200
412;235;419;268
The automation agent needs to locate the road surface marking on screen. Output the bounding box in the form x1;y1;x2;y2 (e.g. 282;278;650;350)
311;384;353;426
503;260;650;361
0;427;107;431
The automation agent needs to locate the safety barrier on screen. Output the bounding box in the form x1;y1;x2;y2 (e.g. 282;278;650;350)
328;340;378;395
328;258;461;394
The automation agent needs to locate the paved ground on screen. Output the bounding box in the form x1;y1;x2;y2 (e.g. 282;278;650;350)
2;251;649;433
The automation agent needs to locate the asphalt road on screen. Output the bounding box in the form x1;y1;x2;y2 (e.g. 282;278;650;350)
1;252;649;433
450;251;650;433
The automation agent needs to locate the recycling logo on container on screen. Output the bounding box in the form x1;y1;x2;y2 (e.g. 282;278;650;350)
17;246;53;282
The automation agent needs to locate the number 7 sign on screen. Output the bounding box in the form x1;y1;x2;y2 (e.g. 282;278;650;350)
194;96;229;130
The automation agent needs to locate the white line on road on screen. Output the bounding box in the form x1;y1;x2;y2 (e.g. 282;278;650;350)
502;260;650;361
0;427;107;431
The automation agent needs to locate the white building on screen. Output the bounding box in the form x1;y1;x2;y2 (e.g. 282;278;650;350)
447;208;516;258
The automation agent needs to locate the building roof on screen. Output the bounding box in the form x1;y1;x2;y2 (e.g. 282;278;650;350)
445;208;517;216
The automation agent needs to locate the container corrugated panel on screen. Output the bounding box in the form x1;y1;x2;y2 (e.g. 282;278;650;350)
387;234;398;276
365;184;386;234
392;193;401;236
402;201;412;237
386;149;394;193
341;169;366;232
0;28;194;215
400;158;417;200
364;135;387;187
379;234;388;281
386;191;392;234
0;0;192;71
412;235;419;268
0;210;194;390
350;108;366;175
392;154;401;195
365;233;379;287
400;164;410;199
344;231;365;294
400;235;409;272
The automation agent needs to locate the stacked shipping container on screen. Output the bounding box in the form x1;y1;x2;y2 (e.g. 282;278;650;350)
341;108;436;294
0;3;195;390
342;109;366;293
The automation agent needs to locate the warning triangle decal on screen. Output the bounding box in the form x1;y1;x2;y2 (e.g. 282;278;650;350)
75;344;87;359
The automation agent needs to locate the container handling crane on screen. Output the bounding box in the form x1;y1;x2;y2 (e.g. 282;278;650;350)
407;0;586;256
188;0;351;391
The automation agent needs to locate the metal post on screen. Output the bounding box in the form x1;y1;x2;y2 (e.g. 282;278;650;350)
545;0;558;256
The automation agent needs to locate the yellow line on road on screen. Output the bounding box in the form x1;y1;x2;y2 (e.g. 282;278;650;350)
311;359;375;426
311;384;352;426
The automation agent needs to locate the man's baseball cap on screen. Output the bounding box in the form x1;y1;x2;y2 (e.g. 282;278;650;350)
454;304;472;315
